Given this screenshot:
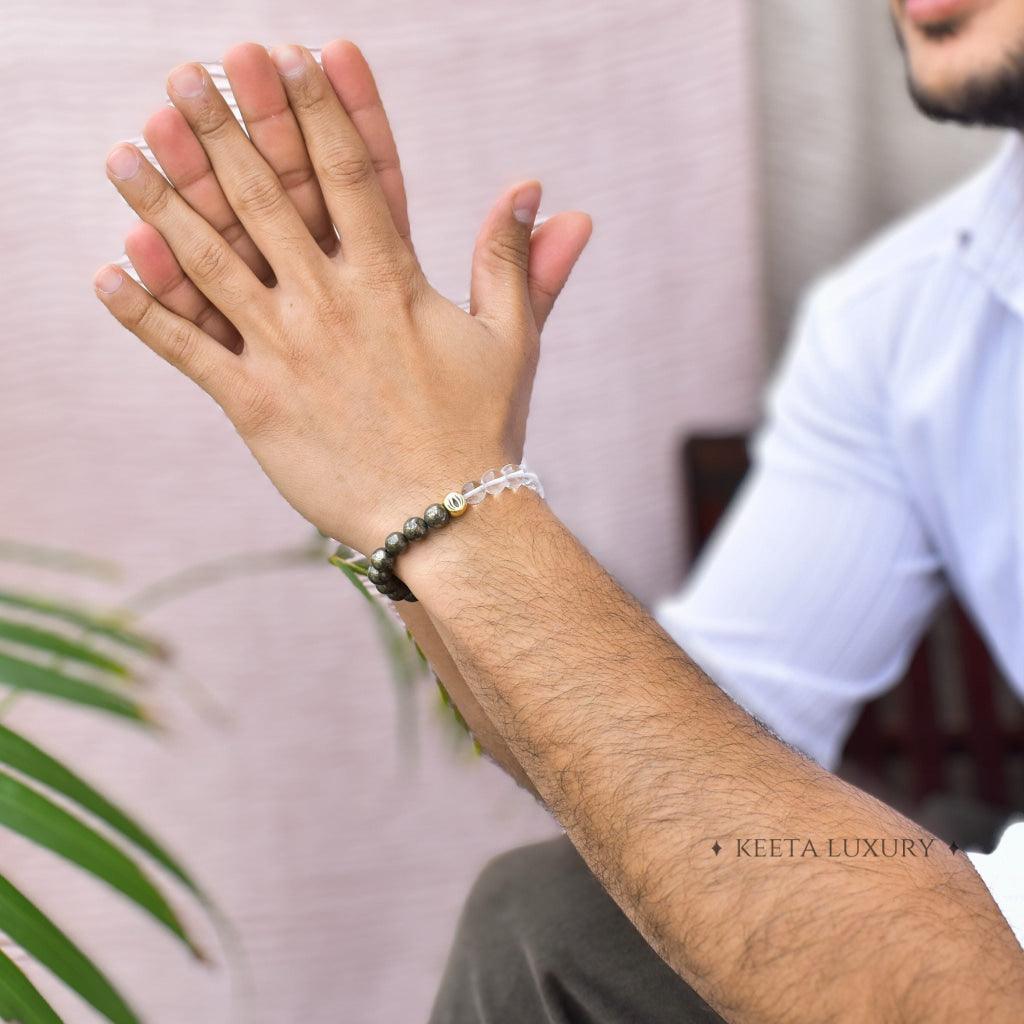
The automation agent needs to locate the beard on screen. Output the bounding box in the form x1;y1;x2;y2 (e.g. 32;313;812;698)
895;15;1024;129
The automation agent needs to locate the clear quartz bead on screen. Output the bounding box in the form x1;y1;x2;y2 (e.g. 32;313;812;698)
462;481;486;505
501;463;523;491
482;468;505;495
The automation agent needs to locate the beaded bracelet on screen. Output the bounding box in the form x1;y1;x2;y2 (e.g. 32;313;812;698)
366;462;544;602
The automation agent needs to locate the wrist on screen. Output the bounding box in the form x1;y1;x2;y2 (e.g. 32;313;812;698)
356;459;549;606
350;445;526;557
397;484;551;609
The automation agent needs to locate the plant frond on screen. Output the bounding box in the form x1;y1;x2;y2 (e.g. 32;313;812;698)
0;872;140;1024
0;653;148;724
0;946;62;1024
0;771;203;959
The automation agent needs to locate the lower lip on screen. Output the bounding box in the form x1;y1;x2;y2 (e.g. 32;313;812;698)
904;0;974;23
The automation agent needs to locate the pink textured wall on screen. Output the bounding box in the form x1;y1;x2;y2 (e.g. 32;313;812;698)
0;2;763;1020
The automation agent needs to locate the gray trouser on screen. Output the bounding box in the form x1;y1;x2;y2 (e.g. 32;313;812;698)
428;836;724;1023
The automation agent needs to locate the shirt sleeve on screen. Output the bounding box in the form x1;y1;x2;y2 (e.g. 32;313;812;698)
968;823;1024;951
654;282;947;768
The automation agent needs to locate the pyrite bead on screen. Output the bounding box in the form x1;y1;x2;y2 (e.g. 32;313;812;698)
384;532;409;556
370;548;395;573
403;517;428;541
388;580;411;601
424;503;451;529
367;564;392;586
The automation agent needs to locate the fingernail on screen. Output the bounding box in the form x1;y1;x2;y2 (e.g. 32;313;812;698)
168;63;205;98
513;182;542;225
106;145;140;180
93;265;123;295
271;45;306;78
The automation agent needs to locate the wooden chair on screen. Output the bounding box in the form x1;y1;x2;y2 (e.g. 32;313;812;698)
681;435;1023;839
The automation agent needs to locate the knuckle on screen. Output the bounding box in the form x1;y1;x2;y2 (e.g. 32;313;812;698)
232;382;278;435
277;164;315;192
137;175;173;218
529;275;560;306
148;266;187;301
220;219;247;246
319;150;373;192
486;234;530;274
186;238;231;285
355;246;419;293
192;302;221;332
193;103;236;144
289;73;329;113
162;321;200;369
232;174;286;218
370;153;400;177
310;288;351;331
126;294;158;333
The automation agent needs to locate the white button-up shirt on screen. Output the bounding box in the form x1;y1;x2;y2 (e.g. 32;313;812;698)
654;133;1024;947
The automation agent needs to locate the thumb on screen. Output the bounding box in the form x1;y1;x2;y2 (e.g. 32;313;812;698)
526;211;593;332
470;180;542;328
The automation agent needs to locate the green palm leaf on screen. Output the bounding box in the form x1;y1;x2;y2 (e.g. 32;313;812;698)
0;947;62;1024
0;621;130;680
0;653;147;723
0;771;202;959
0;725;199;897
0;592;165;660
0;873;139;1024
0;546;227;1020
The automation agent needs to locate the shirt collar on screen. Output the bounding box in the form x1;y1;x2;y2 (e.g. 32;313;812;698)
958;132;1024;318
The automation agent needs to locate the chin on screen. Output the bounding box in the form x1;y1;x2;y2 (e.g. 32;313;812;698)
894;0;1024;124
906;28;1010;102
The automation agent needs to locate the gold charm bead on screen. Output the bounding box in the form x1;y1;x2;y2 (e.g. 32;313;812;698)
443;491;468;517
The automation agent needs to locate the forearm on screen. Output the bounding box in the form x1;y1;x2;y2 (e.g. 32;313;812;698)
400;490;1024;1022
394;602;537;794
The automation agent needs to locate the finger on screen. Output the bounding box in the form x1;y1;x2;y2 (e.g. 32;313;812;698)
92;263;246;408
166;62;326;281
221;42;338;257
524;211;593;331
106;142;263;326
269;45;405;265
143;106;272;282
469;181;542;329
320;39;413;251
124;220;243;353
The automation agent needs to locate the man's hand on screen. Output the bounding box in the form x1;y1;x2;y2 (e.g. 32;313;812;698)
94;40;591;558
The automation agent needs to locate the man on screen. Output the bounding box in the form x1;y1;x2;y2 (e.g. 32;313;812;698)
92;5;1022;1023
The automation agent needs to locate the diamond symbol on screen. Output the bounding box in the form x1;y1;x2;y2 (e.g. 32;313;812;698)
949;841;960;854
712;841;722;856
